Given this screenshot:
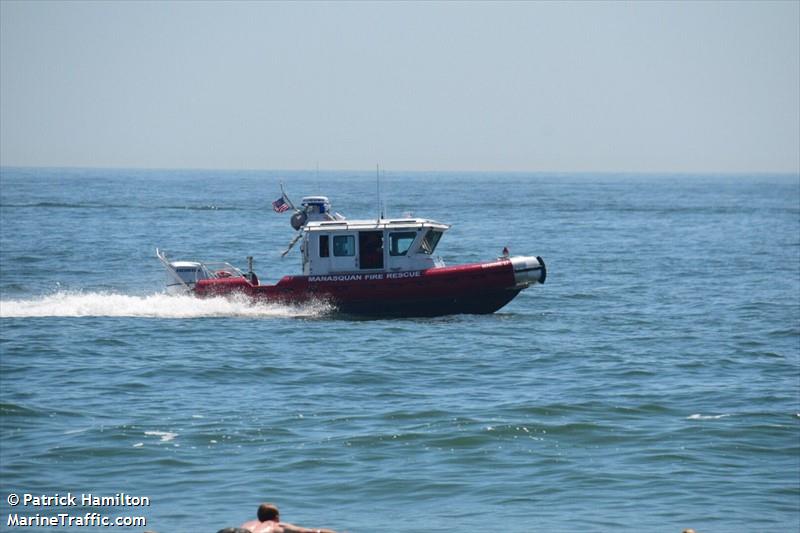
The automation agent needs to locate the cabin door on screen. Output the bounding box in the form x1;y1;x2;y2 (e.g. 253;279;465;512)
358;231;384;270
329;233;358;272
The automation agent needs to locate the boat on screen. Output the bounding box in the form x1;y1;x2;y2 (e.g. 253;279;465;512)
157;195;545;317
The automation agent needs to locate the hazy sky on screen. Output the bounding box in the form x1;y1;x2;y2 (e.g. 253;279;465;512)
1;1;798;173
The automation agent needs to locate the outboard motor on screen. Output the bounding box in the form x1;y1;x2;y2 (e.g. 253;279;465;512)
165;261;209;294
156;249;211;294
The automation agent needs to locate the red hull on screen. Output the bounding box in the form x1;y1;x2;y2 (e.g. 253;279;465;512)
194;259;525;317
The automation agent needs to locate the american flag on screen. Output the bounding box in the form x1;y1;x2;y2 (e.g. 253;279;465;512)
272;196;290;213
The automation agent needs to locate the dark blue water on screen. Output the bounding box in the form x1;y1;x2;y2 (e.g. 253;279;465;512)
1;168;798;532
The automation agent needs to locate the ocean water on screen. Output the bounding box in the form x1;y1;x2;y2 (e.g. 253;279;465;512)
0;167;798;533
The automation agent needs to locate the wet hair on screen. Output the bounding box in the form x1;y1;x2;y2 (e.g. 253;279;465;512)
257;503;280;522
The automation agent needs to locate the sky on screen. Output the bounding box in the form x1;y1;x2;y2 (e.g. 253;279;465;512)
1;1;798;173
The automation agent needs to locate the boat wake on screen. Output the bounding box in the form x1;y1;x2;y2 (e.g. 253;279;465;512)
0;291;332;319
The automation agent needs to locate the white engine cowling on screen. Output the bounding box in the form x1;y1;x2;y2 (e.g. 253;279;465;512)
166;261;209;294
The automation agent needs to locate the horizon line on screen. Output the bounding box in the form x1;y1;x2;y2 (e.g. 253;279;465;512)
1;164;798;177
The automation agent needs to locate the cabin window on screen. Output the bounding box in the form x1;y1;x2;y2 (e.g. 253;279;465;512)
319;235;329;257
389;231;417;256
420;229;443;254
333;235;355;256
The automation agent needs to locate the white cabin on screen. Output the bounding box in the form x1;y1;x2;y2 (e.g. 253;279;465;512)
299;218;449;276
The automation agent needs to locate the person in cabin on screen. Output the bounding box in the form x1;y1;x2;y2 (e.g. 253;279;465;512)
360;232;383;269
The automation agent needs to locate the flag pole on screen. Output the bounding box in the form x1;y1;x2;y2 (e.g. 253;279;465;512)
280;182;296;210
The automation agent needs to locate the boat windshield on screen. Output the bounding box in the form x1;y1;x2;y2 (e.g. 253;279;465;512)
419;229;443;254
389;231;417;256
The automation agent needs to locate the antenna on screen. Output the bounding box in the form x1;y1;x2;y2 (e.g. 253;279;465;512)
376;164;381;220
381;167;386;219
